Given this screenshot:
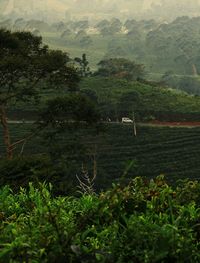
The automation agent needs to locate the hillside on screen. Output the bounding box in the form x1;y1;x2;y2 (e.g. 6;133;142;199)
1;124;200;193
3;15;200;95
8;76;200;122
80;77;200;121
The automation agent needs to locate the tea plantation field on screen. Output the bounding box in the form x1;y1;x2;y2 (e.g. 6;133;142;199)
0;123;200;188
85;124;200;186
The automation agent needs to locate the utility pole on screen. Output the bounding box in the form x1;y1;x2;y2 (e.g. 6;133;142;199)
132;111;137;137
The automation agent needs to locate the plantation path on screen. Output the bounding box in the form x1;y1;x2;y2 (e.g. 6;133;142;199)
6;120;200;128
139;121;200;128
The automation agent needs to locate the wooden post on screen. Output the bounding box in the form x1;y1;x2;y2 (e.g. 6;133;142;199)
133;111;137;137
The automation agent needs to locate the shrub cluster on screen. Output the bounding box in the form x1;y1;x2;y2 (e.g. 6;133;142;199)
1;176;200;262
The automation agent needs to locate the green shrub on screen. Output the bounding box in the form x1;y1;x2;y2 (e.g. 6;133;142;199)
1;176;200;262
0;156;77;195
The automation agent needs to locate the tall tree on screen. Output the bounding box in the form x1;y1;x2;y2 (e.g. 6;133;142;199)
40;94;100;128
95;58;145;81
0;29;80;159
74;54;91;77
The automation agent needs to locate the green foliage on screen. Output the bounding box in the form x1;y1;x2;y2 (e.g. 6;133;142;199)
37;93;101;171
0;155;77;195
0;29;81;158
162;73;200;95
0;29;79;105
1;124;200;191
5;16;200;82
80;77;200;121
37;16;200;88
74;54;91;77
39;93;101;129
1;177;200;262
95;58;145;81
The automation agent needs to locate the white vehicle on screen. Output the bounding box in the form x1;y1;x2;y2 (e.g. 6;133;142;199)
122;117;133;123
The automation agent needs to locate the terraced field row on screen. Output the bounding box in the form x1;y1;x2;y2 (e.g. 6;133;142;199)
0;124;200;188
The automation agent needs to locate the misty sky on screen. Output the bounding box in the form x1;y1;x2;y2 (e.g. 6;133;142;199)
1;0;200;22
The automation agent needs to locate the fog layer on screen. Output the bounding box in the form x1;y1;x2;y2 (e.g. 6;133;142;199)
1;0;200;22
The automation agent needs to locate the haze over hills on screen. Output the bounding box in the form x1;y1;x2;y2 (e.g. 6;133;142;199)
0;0;147;21
1;0;200;22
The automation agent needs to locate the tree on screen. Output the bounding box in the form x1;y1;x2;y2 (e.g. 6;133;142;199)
99;19;122;37
178;77;200;95
145;16;200;75
40;94;100;128
161;71;177;87
0;29;80;159
95;19;110;30
51;21;66;32
79;36;93;48
81;89;98;103
109;18;122;34
118;91;141;117
75;30;87;40
25;20;51;32
38;94;101;166
74;20;89;31
124;19;137;31
105;46;127;58
74;54;91;77
127;28;141;41
60;29;72;39
99;27;114;37
95;58;145;81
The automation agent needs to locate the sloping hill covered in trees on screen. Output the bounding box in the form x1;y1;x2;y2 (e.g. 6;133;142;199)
80;77;200;121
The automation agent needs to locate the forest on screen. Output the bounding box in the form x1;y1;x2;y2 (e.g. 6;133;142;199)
2;15;200;94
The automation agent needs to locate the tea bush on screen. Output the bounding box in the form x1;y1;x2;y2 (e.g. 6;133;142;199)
1;176;200;262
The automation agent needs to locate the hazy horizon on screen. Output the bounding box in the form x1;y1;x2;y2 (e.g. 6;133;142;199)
1;0;200;22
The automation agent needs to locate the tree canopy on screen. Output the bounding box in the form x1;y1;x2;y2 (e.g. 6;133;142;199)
0;29;80;158
95;58;145;81
40;94;100;129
